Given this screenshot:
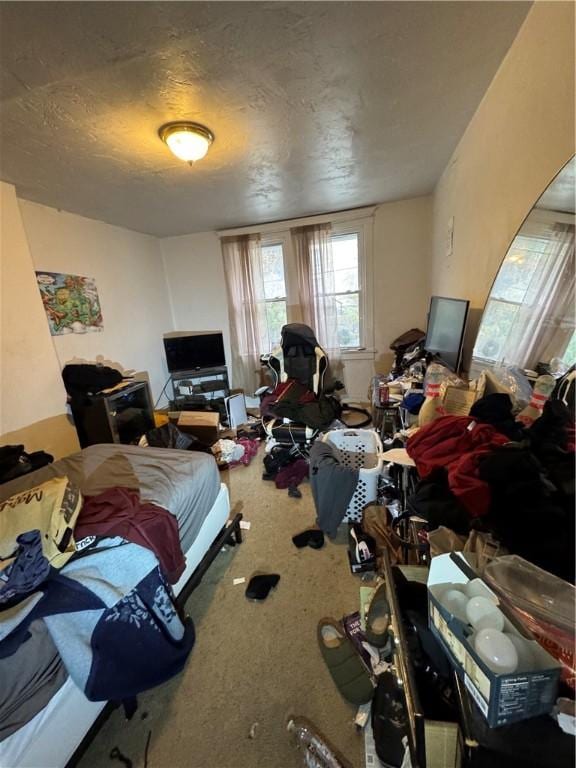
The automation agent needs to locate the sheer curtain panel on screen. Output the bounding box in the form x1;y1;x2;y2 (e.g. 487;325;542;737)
499;223;575;369
292;223;342;368
221;234;265;394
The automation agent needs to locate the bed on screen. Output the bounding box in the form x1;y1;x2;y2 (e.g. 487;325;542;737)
0;443;240;768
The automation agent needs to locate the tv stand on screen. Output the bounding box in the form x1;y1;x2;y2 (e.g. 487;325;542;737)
170;366;230;411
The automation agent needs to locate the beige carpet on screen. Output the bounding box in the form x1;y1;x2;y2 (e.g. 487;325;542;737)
78;450;368;768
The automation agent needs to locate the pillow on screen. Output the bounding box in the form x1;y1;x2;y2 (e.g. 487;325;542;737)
0;477;82;569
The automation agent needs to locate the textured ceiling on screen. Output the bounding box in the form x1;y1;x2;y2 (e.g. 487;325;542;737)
0;1;531;237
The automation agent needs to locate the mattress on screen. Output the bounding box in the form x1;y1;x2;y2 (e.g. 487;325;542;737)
0;483;230;768
0;443;221;552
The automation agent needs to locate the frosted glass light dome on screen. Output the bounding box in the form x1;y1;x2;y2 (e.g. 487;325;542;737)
159;122;214;163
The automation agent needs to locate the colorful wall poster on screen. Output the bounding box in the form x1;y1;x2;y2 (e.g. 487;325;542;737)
36;272;104;335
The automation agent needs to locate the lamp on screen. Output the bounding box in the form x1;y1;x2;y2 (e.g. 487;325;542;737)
158;121;214;163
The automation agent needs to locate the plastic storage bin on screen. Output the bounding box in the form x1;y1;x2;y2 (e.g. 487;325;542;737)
322;429;383;523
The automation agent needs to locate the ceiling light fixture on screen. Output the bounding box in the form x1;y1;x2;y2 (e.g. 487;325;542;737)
158;121;214;163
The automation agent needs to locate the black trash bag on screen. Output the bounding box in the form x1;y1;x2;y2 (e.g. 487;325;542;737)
262;445;299;480
145;423;211;453
62;364;123;398
0;445;54;485
371;671;409;768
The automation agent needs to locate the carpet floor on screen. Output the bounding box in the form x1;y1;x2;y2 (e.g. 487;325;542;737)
78;449;368;768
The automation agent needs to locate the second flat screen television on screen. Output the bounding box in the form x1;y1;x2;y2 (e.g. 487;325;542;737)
425;296;469;372
164;332;225;373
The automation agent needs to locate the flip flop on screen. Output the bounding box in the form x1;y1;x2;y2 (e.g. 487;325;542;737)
317;618;374;704
365;583;391;648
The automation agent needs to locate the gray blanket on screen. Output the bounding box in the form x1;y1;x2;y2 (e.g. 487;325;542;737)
0;443;220;553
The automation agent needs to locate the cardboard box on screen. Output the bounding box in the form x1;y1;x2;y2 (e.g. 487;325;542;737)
177;411;220;444
428;552;561;728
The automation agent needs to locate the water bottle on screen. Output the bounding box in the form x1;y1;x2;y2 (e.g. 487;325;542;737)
287;716;353;768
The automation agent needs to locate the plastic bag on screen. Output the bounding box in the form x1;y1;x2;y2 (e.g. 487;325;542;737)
484;555;575;689
475;366;533;411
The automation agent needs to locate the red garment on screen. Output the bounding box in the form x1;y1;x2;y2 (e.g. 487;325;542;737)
76;488;185;584
229;438;259;467
275;459;309;489
407;416;509;518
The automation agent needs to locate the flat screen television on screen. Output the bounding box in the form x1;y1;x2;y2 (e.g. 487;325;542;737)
163;332;226;373
424;296;469;372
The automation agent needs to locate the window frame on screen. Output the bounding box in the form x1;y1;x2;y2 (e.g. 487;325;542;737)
251;216;374;357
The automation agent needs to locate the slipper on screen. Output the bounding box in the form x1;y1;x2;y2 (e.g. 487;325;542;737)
292;529;324;550
317;618;373;704
245;574;280;600
365;583;391;648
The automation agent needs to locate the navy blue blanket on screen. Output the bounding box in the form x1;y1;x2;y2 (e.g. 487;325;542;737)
0;538;194;701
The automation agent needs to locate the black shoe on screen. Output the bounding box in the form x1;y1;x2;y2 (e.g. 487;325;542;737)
292;529;325;550
288;485;302;498
245;573;280;601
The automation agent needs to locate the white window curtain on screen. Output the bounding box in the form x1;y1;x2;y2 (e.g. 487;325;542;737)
498;223;575;369
292;223;342;376
221;233;265;394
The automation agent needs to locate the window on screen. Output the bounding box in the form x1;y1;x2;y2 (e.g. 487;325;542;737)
259;242;287;353
473;234;546;361
328;232;361;348
473;221;575;368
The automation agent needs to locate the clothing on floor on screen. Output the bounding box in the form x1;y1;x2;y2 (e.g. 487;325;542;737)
309;442;358;537
275;459;309;489
0;538;194;702
230;438;259;466
76;487;185;584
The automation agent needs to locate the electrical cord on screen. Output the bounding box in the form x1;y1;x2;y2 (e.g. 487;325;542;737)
154;376;172;409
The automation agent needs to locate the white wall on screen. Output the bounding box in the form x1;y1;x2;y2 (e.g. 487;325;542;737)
19;200;173;403
160;231;232;378
0;187;175;458
431;1;575;363
0;182;78;456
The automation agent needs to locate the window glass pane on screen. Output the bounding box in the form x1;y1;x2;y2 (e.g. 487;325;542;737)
473;299;519;361
335;293;360;348
261;244;286;300
491;238;544;303
330;234;359;293
562;330;576;366
259;300;287;353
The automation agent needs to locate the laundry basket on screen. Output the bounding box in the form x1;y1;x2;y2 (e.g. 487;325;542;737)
322;429;383;523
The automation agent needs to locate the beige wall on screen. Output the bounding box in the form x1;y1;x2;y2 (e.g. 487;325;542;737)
431;1;575;365
0;181;78;457
160;231;233;378
19;200;173;402
0;186;175;458
373;197;432;373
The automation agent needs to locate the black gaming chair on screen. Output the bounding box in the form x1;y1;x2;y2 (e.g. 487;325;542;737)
260;323;330;445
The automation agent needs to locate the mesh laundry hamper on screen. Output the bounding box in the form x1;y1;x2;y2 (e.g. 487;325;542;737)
322;429;383;523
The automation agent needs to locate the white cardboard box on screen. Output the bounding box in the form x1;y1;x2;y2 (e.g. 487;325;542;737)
428;552;561;727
